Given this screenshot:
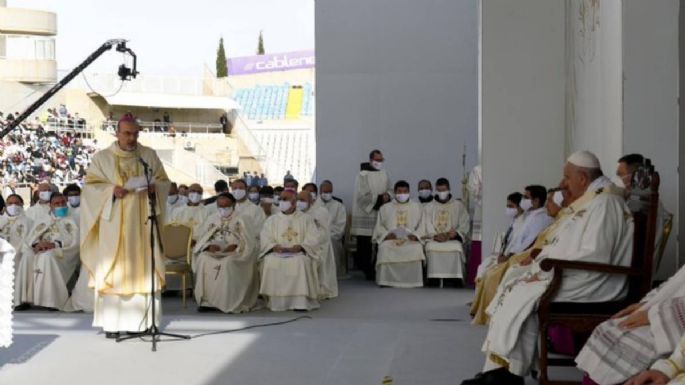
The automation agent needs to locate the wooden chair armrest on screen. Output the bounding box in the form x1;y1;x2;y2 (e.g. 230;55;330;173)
539;259;640;276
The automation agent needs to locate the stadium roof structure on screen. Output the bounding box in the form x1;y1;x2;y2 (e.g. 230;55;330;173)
93;92;241;111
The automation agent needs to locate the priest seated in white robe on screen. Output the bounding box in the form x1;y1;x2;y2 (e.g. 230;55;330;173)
417;179;434;205
624;332;685;385
475;192;525;280
259;185;275;218
372;180;426;288
170;183;208;241
258;190;321;311
166;182;187;218
231;179;267;234
14;193;80;311
297;190;338;300
319;180;348;278
0;194;32;270
193;193;259;313
461;151;634;385
25;182;52;223
423;177;470;282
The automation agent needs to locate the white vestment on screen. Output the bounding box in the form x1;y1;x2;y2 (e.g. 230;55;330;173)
258;210;321;311
351;169;392;236
14;215;80;310
306;206;338;299
0;239;15;347
373;200;425;288
423;199;470;279
482;181;633;376
235;200;267;237
25;202;50;223
506;207;554;255
170;205;208;240
166;196;186;218
322;198;347;277
476;213;526;280
193;213;259;313
0;213;32;272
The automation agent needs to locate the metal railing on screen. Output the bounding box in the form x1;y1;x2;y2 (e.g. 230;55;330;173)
101;120;225;135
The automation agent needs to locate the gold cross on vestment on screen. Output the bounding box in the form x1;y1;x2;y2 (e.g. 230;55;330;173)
282;226;299;243
396;211;408;228
436;210;450;232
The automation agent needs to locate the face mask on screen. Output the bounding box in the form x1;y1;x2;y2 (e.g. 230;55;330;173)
6;204;22;217
53;206;68;218
68;196;80;207
188;192;202;204
218;207;233;218
296;200;309;212
371;161;383;171
261;197;273;204
418;189;432;199
232;189;246;200
321;193;332;202
553;191;564;207
437;191;450;201
248;192;260;202
520;198;533;211
279;200;292;213
396;193;410;203
309;192;317;201
612;175;626;189
273;195;281;205
39;191;52;202
167;194;179;204
506;207;518;218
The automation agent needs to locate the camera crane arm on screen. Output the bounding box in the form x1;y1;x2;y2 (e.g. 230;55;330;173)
0;38;138;139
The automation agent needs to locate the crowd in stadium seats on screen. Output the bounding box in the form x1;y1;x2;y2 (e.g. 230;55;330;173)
0;109;97;186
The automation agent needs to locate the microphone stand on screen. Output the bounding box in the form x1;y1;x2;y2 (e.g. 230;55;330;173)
117;157;190;351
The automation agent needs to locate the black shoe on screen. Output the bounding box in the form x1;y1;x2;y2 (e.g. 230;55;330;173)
481;368;524;385
293;308;309;312
197;306;213;313
105;332;120;339
14;303;30;311
460;372;484;385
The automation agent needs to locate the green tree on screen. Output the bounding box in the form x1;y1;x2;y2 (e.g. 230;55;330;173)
257;31;265;55
216;37;228;77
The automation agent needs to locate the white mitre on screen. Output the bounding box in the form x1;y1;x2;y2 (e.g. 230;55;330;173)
567;150;600;169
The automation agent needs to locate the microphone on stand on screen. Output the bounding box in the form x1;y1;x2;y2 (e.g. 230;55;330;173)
138;157;150;170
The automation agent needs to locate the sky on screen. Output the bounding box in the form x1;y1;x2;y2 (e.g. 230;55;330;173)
10;0;315;77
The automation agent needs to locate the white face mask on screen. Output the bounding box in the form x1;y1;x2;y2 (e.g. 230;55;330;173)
396;193;410;203
188;192;202;204
218;207;233;218
232;189;246;201
553;190;564;207
506;207;519;218
6;204;22;217
279;200;293;213
612;175;626;189
437;191;450;201
296;200;309;212
248;192;260;202
273;195;281;205
320;193;332;202
418;189;432;199
68;196;80;207
371;160;383;171
39;191;52;202
309;192;317;201
261;197;273;204
167;194;179;204
520;198;533;211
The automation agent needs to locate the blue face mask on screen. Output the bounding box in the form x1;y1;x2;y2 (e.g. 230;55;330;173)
54;206;69;218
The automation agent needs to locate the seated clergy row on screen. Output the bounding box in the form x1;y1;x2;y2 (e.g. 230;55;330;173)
372;178;471;288
165;178;346;312
462;151;676;385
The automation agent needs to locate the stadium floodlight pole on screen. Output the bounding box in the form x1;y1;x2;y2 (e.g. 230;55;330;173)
0;38;139;139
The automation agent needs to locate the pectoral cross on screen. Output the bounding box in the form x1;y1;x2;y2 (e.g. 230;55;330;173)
282;226;299;243
213;265;222;280
34;268;43;283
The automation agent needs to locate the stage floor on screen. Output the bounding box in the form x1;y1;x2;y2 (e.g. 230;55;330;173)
0;276;577;385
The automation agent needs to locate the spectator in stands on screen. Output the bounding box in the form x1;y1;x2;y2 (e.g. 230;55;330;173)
163;111;170;126
284;170;294;183
219;113;230;135
251;171;260;187
58;104;68;117
259;173;268;187
244;172;253;187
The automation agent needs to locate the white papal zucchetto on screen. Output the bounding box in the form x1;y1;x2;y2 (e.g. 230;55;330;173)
567;150;601;169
